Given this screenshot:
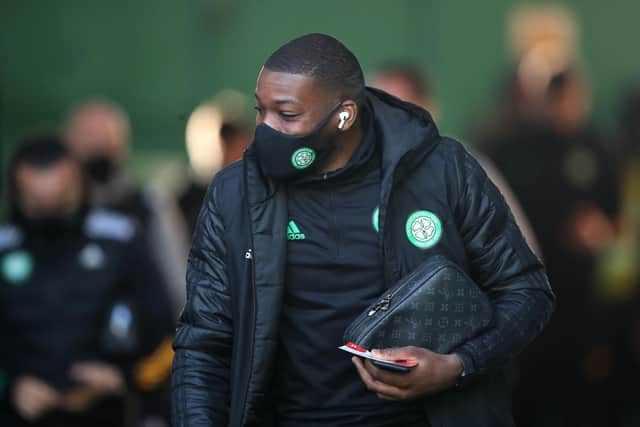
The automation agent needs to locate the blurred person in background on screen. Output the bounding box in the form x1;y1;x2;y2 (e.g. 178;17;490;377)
0;134;173;427
179;90;253;237
473;6;621;424
156;90;253;316
589;81;640;424
65;100;183;426
371;63;541;257
172;33;553;427
474;67;537;160
64;99;184;310
605;81;640;295
483;68;619;426
476;4;581;160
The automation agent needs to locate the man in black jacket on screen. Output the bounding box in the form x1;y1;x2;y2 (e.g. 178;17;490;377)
172;33;555;427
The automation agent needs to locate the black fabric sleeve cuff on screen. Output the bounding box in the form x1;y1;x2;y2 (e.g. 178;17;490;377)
453;350;476;389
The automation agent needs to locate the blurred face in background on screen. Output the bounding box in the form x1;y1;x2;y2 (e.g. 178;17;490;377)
373;72;428;108
185;95;253;183
546;72;591;134
16;159;84;224
220;123;252;168
371;70;439;121
66;101;130;184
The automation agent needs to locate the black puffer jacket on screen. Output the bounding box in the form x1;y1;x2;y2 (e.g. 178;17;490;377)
172;88;555;427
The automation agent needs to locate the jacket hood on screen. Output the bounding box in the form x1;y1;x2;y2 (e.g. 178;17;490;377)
364;86;440;178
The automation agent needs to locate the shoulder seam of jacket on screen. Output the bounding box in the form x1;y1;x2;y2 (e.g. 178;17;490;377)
84;209;136;242
0;226;22;251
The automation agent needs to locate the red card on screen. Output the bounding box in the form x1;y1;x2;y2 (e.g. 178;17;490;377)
339;342;418;367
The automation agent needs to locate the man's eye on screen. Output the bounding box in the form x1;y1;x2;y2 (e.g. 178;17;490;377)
254;106;263;113
280;112;299;120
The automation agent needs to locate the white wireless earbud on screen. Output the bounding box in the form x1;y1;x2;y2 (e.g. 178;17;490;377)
338;111;350;129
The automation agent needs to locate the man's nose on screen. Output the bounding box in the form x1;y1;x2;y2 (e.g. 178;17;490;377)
259;116;282;133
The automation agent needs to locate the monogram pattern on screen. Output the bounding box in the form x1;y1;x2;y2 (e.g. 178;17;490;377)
344;258;493;354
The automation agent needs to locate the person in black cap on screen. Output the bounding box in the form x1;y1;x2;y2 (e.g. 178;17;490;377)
172;33;555;427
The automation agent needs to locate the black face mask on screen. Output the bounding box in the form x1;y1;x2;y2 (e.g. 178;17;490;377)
86;156;117;183
253;103;342;180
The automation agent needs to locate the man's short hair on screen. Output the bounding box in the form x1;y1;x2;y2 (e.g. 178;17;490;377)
6;133;78;221
264;33;365;102
10;133;70;170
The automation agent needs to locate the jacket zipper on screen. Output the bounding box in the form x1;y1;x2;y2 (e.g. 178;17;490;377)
380;145;422;285
347;147;423;335
239;162;258;426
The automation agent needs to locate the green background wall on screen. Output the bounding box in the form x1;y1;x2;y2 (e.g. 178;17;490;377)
1;0;639;175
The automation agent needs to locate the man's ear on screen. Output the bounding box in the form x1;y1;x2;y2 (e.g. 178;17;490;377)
337;100;358;132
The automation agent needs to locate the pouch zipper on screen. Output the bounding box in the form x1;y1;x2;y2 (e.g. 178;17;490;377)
367;285;404;316
345;271;415;338
344;259;447;343
343;277;412;343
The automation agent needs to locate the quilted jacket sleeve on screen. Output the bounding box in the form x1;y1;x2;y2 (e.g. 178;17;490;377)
451;144;555;375
172;181;233;426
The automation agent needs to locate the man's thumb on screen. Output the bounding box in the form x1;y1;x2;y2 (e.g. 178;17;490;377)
371;347;403;360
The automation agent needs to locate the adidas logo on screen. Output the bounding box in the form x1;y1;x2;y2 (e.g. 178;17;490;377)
287;220;306;241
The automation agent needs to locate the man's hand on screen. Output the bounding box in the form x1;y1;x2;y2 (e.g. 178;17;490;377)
352;346;463;400
68;361;124;393
11;376;61;421
60;361;125;413
565;205;615;253
60;387;105;413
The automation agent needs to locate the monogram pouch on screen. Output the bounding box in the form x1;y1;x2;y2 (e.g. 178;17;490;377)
343;255;493;354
